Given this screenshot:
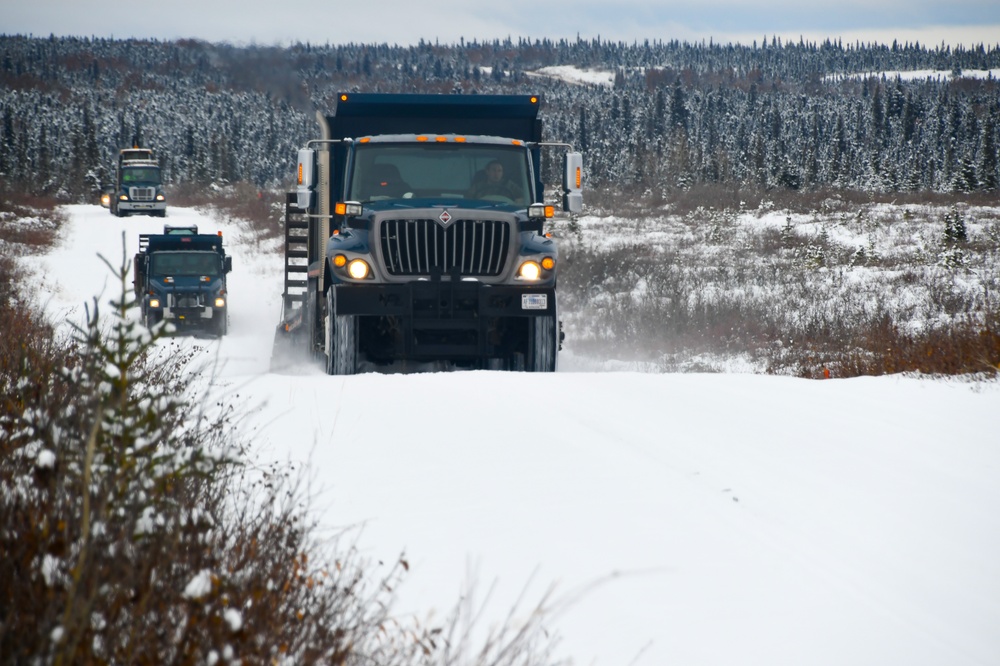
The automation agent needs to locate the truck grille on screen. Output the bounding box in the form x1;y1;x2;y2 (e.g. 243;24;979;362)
130;187;156;201
379;218;510;277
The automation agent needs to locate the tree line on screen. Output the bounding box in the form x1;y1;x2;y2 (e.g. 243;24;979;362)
1;33;998;199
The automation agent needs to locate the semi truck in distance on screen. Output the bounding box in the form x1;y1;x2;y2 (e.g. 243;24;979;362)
103;147;167;217
271;92;583;374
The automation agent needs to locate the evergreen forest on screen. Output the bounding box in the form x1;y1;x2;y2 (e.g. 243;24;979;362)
1;33;999;200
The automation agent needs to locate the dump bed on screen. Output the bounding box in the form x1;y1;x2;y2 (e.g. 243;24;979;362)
325;93;543;142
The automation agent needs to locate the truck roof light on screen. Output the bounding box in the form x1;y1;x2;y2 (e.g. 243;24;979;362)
511;140;523;146
530;96;539;104
436;136;448;142
416;135;429;142
340;94;348;102
455;136;466;142
359;137;370;143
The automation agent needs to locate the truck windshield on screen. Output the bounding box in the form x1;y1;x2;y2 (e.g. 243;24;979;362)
122;167;161;185
348;143;531;206
150;251;220;277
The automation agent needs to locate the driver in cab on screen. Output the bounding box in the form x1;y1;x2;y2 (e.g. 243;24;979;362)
468;160;519;200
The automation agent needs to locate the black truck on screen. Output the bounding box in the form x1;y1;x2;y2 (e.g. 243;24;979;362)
271;92;583;374
133;225;232;336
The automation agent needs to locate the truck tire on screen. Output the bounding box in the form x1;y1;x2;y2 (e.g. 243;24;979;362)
325;288;358;375
213;310;228;337
527;315;557;372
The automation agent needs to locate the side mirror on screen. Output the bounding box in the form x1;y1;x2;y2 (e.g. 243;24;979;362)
296;148;316;211
224;256;233;273
562;152;583;214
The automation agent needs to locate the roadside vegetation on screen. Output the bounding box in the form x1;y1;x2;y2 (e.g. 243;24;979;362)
559;186;1000;378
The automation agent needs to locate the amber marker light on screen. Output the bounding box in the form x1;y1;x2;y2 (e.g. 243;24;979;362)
333;254;347;267
541;257;555;270
340;94;348;102
335;202;347;215
436;136;448;142
416;135;429;142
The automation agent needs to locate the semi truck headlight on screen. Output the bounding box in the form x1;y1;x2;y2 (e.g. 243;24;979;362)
347;259;370;279
119;194;129;201
156;193;165;201
518;261;542;280
214;297;226;308
149;298;161;308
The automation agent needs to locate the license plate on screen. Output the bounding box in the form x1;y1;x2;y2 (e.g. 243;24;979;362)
521;294;548;310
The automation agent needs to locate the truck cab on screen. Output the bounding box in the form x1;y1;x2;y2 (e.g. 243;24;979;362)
274;93;583;374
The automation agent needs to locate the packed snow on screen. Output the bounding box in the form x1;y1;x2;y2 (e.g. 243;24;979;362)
30;204;1000;666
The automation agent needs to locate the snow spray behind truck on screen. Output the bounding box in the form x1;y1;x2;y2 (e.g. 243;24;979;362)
271;92;583;374
134;225;232;336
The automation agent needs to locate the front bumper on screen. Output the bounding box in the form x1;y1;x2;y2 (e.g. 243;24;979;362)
332;281;555;362
120;200;166;213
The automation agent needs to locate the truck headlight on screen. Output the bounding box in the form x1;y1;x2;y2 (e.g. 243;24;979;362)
156;193;165;201
214;297;226;308
119;194;129;201
518;261;542;280
149;298;161;308
347;259;370;279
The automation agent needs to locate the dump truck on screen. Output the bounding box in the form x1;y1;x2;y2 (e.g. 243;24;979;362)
271;92;583;374
105;146;167;217
133;225;232;335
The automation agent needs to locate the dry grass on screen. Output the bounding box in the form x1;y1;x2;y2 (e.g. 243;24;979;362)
560;191;1000;378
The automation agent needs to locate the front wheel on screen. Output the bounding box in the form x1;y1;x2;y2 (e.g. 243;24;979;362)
527;315;558;372
213;309;228;337
324;288;358;375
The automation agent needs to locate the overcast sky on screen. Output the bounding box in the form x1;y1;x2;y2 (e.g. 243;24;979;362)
4;0;999;49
